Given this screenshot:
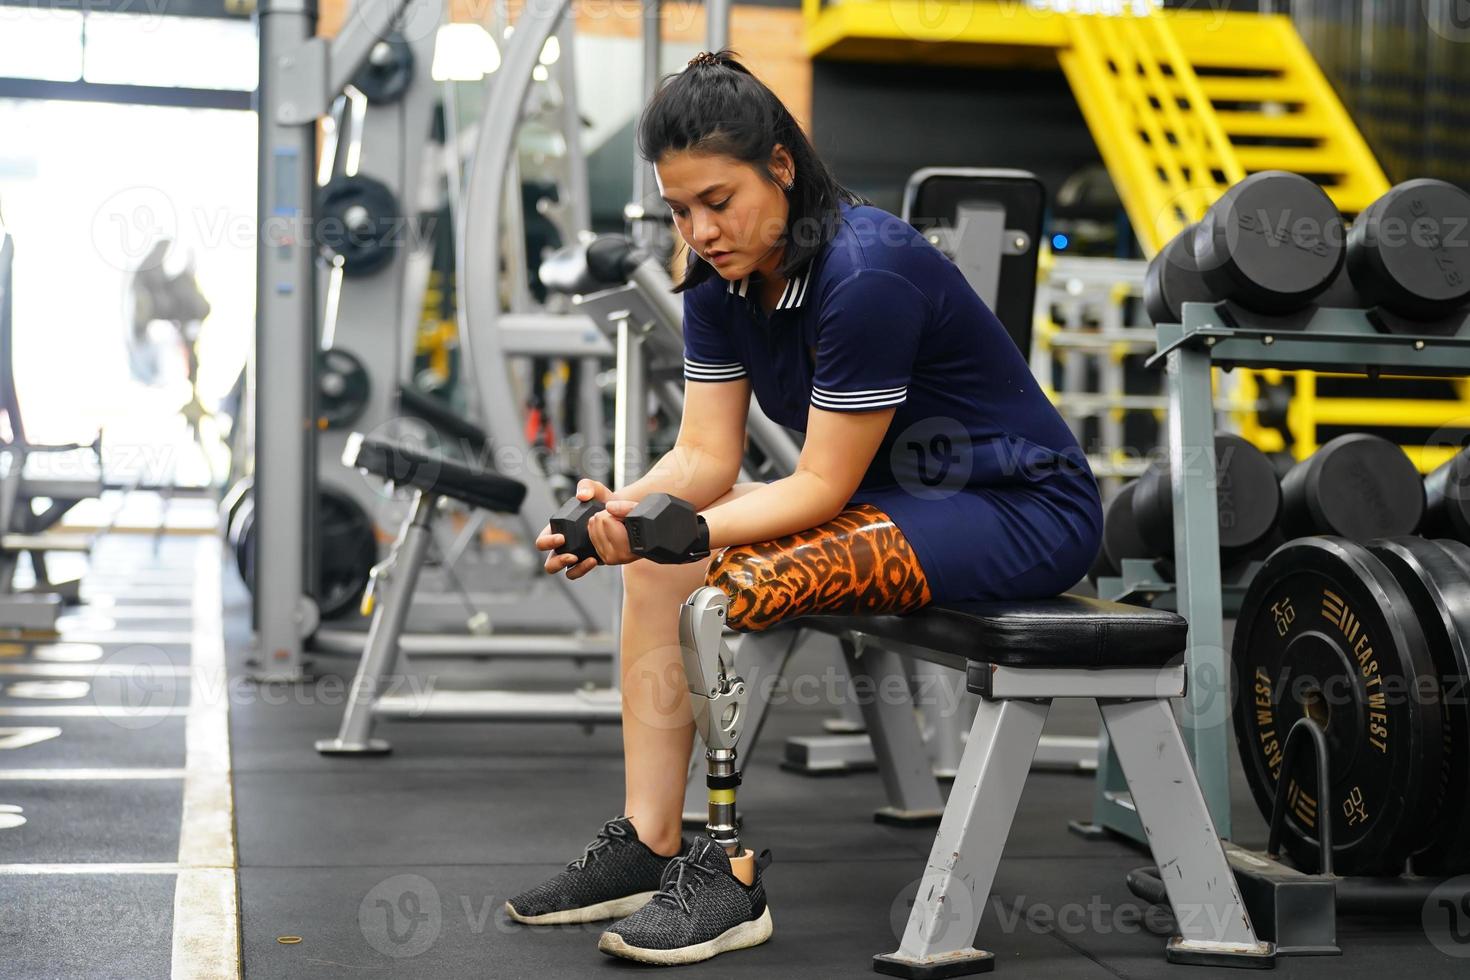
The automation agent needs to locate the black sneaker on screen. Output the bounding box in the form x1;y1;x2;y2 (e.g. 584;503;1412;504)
597;838;773;965
505;817;686;925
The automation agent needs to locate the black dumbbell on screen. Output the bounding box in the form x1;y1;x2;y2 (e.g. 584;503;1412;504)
1345;178;1470;332
1131;433;1282;565
1279;433;1424;540
1099;481;1154;575
550;497;605;563
1144;171;1345;324
625;493;706;564
1145;222;1216;326
1421;446;1470;544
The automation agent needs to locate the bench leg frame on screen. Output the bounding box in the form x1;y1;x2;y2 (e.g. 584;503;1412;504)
879;685;1273;976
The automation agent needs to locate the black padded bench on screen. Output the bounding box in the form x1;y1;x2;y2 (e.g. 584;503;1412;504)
694;593;1272;976
344;433;526;515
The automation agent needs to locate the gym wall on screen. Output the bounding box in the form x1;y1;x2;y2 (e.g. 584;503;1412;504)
811;60;1101;215
312;0;810;126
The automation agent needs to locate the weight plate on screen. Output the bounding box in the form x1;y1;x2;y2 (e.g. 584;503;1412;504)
1347;179;1470;321
1279;433;1424;541
1144;223;1216;325
219;477;254;543
316;175;402;277
1102;481;1153;571
1422;448;1470;545
1368;537;1470;875
1233;536;1442;874
315;486;377;620
1132;433;1281;559
1196;171;1345;314
350;35;414;105
231;494;255;584
230;488;376;621
317;348;371;430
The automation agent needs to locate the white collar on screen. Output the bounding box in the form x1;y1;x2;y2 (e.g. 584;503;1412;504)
726;262;813;311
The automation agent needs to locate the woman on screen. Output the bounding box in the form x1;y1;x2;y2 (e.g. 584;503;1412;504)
508;51;1102;966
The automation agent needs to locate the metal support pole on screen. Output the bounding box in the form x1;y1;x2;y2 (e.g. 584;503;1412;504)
317;490;438;755
629;0;662;249
1166;339;1231;838
707;0;730;52
253;0;319;678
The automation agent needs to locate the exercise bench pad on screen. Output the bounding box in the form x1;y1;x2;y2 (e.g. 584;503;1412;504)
344;434;527;515
798;594;1187;669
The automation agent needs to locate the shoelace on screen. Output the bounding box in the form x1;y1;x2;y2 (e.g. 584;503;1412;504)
567;819;630;871
652;853;718;914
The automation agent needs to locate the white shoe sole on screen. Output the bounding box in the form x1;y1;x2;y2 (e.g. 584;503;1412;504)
597;906;773;965
505;891;657;926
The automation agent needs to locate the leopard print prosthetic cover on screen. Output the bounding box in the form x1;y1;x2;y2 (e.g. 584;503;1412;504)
704;503;933;632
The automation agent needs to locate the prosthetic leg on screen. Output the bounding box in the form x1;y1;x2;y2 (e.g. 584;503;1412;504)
679;586;748;860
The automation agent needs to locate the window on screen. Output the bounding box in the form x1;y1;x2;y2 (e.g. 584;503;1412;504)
83;13;258;91
0;9;84;82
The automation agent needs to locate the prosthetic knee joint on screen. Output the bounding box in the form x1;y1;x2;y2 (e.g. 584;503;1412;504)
679;585;747;857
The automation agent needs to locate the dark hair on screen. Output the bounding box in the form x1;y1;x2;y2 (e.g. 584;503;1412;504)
636;50;866;293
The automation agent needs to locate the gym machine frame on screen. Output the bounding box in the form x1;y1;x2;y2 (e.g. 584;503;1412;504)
255;0;618;673
1087;300;1470;844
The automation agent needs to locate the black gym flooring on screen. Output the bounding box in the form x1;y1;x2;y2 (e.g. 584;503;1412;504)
3;532;1468;978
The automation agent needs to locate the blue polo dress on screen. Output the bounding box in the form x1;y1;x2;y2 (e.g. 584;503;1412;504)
682;202;1103;603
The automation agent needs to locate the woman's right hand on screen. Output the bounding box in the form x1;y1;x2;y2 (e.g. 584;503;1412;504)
536;478;616;579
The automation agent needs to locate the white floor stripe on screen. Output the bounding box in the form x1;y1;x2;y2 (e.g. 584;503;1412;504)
54;630;197;645
0;863;182;875
0;706;188;718
0;663;192;677
172;539;239;980
0;768;186;780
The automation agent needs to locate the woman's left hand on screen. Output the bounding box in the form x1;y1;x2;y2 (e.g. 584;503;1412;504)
585;499;640;566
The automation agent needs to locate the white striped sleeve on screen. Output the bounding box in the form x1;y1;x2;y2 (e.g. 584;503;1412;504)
682;284;747;383
684;358;747;382
810;384;907;411
809;270;928;414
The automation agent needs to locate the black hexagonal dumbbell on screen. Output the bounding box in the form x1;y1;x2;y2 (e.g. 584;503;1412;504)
625;493;705;564
550;497;606;563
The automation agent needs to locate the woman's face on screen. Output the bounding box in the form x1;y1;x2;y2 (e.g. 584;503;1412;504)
656;146;794;281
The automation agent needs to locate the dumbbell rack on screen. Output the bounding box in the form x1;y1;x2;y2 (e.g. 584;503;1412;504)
1085;300;1470;845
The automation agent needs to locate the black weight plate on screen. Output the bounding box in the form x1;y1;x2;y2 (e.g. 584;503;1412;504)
231;494;255;584
1368;536;1470;875
230;488;376;621
317;348;371;429
315;487;377;619
1103;481;1154;568
1279;433;1424;540
1196;171;1345;314
1144;224;1216;325
1233;536;1442;874
1434;537;1470;578
1132;433;1281;559
317;175;401;277
1423;449;1470;545
219;477;254;544
1087;542;1116;585
350;35;414;105
1347;179;1470;321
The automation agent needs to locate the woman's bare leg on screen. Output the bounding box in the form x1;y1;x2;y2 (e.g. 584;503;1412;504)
620;483;764;861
